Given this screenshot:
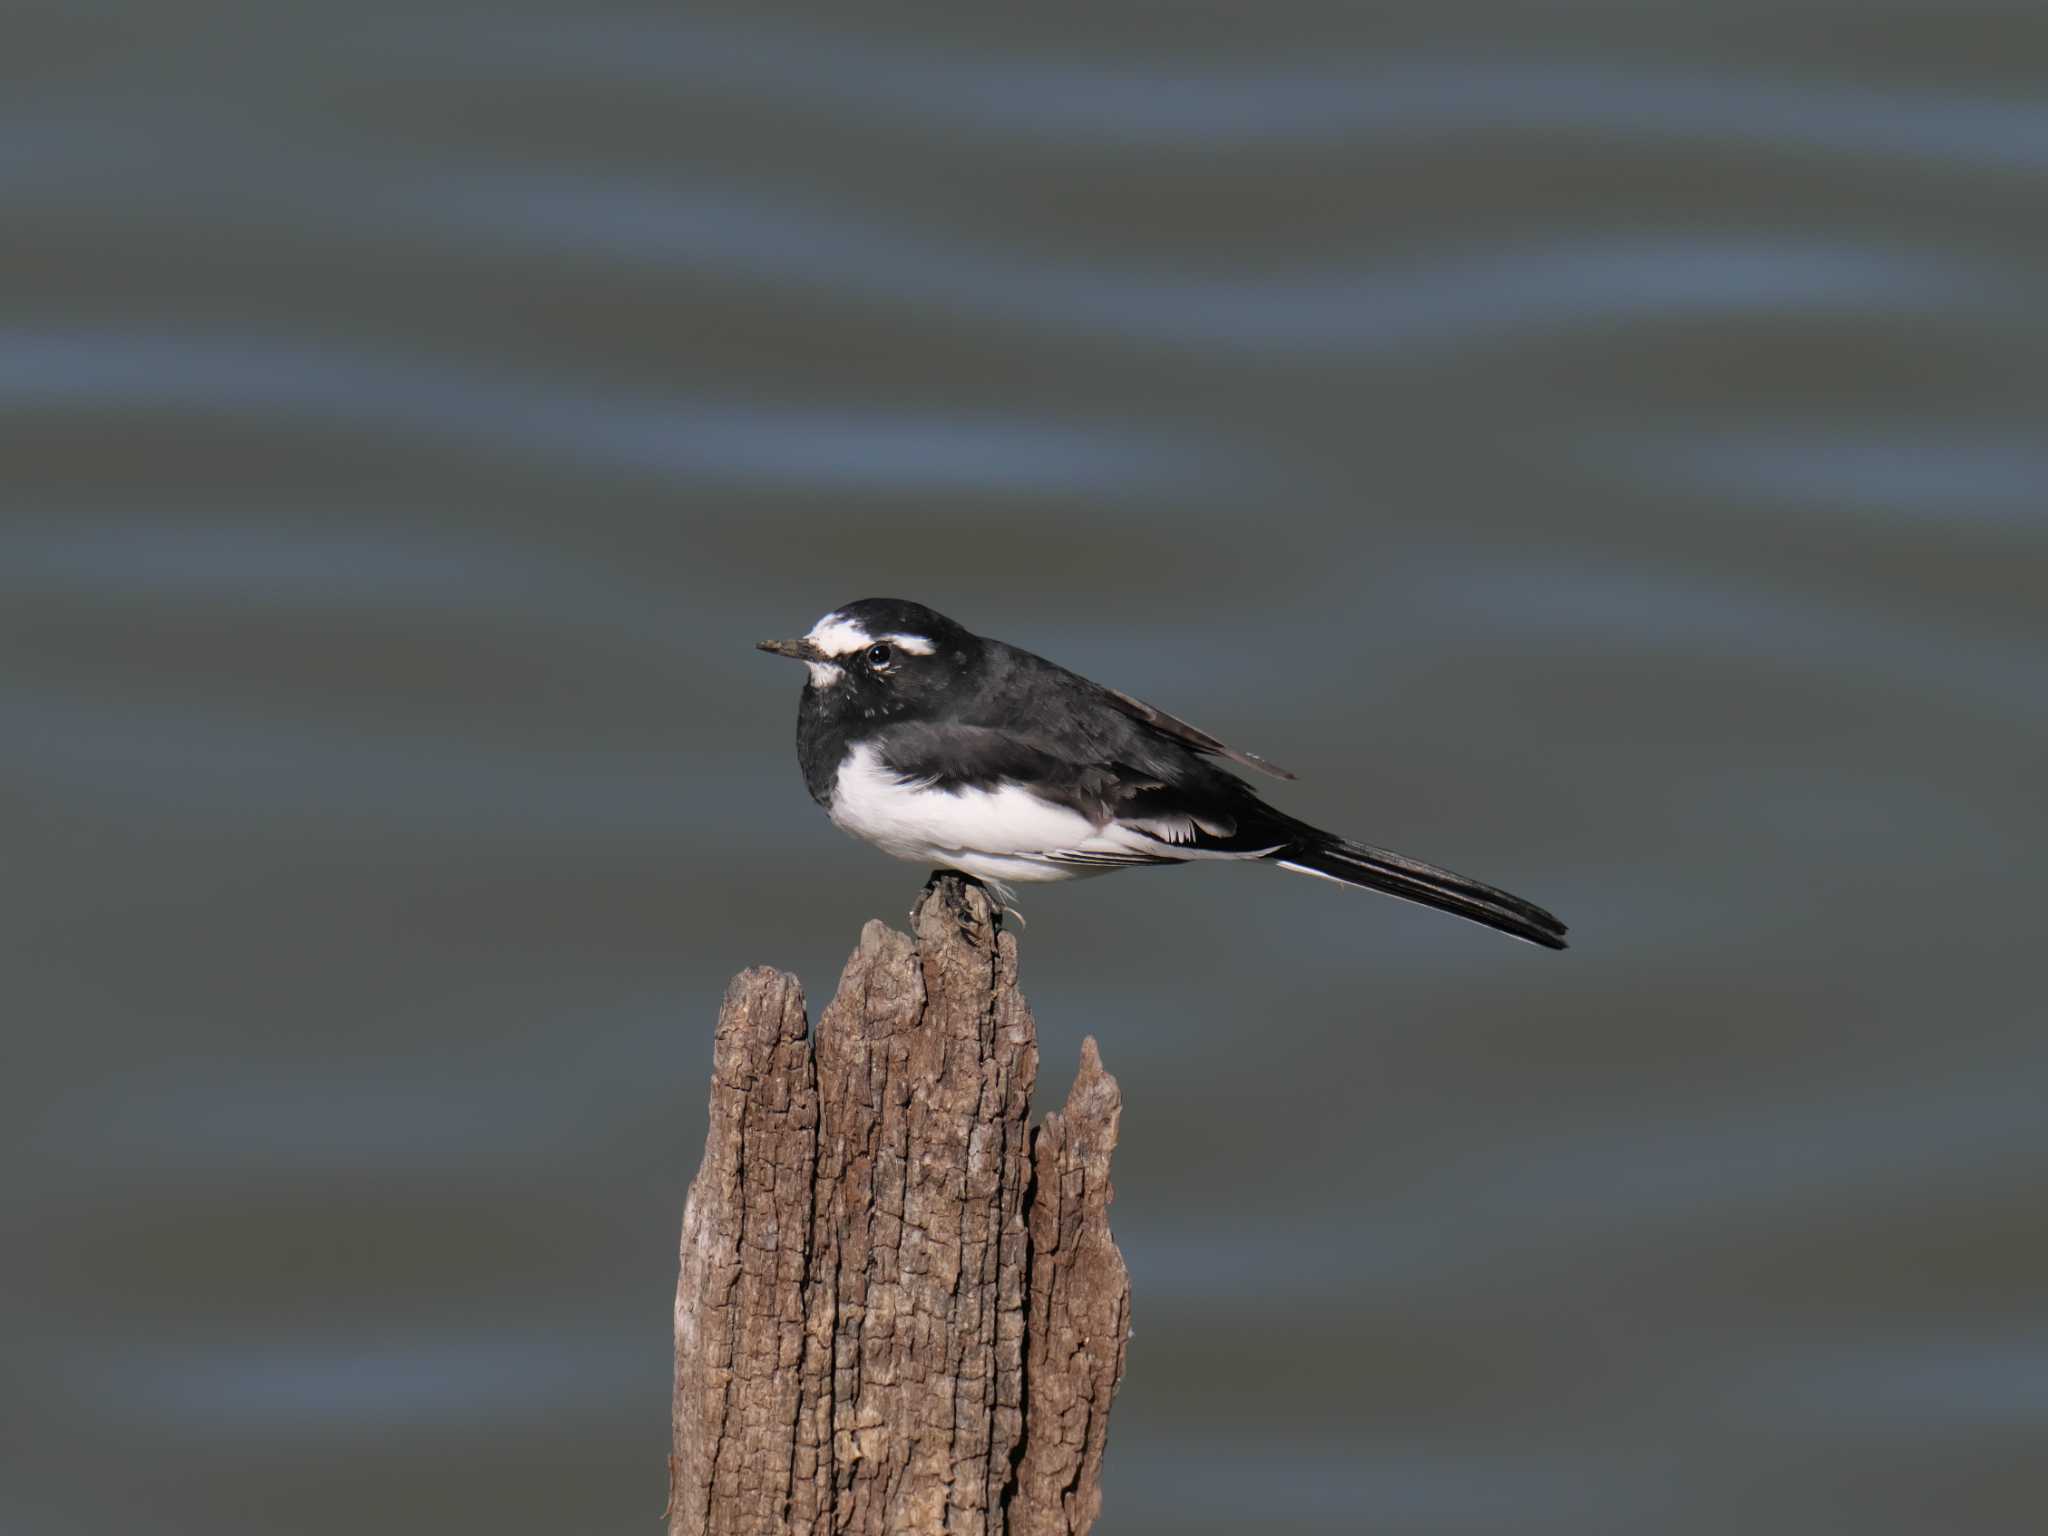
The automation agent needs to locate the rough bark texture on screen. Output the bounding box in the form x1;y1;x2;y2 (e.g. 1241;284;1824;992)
670;875;1130;1536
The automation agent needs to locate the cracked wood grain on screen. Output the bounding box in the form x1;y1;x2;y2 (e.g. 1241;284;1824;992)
671;875;1130;1536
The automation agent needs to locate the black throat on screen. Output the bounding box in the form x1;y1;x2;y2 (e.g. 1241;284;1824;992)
794;683;852;806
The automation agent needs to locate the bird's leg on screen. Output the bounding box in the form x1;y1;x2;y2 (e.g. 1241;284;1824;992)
921;869;1026;928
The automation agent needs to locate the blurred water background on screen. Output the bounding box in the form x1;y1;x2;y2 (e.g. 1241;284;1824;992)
7;3;2047;1532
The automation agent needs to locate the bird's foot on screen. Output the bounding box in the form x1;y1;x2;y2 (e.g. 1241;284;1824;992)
920;869;1023;929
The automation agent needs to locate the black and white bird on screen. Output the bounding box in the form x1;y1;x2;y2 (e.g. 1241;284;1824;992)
759;599;1568;949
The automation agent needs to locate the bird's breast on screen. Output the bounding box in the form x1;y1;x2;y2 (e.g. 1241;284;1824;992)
827;740;1095;860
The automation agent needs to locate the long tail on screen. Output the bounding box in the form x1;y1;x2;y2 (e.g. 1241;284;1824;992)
1272;832;1569;950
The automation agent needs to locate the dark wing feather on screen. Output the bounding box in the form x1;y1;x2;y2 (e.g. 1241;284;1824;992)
1101;686;1295;780
956;639;1286;783
872;718;1256;850
872;722;1123;818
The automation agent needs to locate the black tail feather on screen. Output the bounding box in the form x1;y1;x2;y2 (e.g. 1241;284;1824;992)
1273;835;1570;950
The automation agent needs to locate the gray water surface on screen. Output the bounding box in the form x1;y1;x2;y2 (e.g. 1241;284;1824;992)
7;4;2047;1532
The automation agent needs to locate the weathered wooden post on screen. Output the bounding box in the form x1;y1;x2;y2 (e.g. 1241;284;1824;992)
670;874;1130;1536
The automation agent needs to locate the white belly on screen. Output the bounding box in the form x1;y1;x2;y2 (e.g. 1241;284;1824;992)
827;741;1109;885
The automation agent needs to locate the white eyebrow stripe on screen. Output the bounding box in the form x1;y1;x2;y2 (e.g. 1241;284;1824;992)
805;614;873;656
804;614;940;658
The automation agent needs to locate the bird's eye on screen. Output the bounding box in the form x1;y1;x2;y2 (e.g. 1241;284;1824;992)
866;642;894;668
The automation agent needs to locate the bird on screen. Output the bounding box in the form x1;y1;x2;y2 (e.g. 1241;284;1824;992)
758;599;1568;949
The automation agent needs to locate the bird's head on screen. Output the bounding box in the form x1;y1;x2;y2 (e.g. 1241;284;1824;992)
758;599;978;718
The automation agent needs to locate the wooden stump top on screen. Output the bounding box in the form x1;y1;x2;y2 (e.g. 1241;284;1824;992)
671;875;1129;1536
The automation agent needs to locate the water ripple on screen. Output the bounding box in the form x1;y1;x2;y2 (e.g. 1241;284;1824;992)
391;177;2004;357
66;1324;652;1439
1588;424;2048;527
391;19;2048;172
0;329;1202;495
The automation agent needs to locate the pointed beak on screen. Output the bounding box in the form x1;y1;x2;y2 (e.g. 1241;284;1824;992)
757;637;824;662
